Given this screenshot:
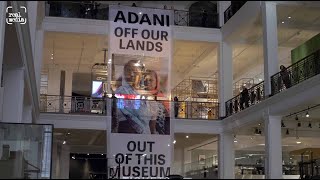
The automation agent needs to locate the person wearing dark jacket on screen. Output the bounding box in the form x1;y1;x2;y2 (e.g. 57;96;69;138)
240;86;249;110
280;65;291;89
174;96;179;118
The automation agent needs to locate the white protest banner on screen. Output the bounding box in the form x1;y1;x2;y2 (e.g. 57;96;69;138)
107;5;173;179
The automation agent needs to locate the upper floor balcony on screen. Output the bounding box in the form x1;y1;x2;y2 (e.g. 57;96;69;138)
45;1;220;29
225;49;320;118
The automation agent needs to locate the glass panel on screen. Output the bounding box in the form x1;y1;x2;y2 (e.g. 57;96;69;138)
0;123;53;179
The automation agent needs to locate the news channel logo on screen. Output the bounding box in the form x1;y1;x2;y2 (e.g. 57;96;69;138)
6;6;27;25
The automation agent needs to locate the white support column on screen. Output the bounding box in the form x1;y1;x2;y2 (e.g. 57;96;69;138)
218;132;235;179
27;1;37;54
262;2;279;96
60;145;70;179
0;1;7;121
1;68;25;123
47;67;61;112
22;105;32;123
34;29;44;96
63;69;73;113
218;42;233;117
218;1;231;27
264;115;282;179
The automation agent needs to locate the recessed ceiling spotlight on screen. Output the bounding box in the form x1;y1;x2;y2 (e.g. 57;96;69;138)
281;21;285;24
296;141;302;144
288;16;291;19
63;140;66;145
186;135;189;139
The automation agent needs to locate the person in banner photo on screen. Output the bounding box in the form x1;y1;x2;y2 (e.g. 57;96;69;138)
112;59;169;135
145;69;170;135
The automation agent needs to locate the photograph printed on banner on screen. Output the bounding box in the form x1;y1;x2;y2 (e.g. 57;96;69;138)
111;53;170;135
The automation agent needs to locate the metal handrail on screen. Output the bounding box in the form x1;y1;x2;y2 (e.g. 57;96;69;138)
40;95;220;120
175;101;220;120
271;49;320;96
40;94;107;115
225;81;265;117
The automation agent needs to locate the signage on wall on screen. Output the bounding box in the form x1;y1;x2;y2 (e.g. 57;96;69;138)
108;5;173;179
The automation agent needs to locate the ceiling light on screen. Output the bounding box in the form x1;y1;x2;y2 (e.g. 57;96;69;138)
72;156;75;160
101;154;104;156
296;141;302;144
168;144;170;147
281;21;285;24
51;53;53;56
87;153;89;155
288;16;291;19
173;140;176;144
258;123;261;126
50;57;53;60
186;135;189;138
234;140;238;143
139;12;142;15
67;132;71;135
243;83;246;86
306;112;309;118
63;140;66;145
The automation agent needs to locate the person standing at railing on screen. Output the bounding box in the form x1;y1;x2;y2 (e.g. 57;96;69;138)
201;10;208;27
240;86;249;110
174;96;179;118
280;65;292;89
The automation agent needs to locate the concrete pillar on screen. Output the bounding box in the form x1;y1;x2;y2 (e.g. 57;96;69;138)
184;148;191;175
22;105;32;123
60;145;70;179
172;147;185;175
218;132;235;179
218;1;231;27
52;142;70;179
34;29;44;97
51;142;58;179
63;69;73;113
47;67;61;112
27;1;37;54
218;42;233;117
1;68;24;123
264;115;282;179
0;1;7;121
262;2;279;96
